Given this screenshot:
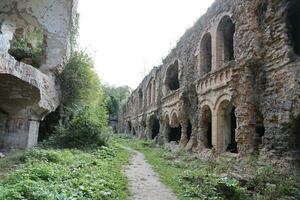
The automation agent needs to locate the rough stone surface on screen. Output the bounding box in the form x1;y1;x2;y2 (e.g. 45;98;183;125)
118;0;300;165
0;0;77;149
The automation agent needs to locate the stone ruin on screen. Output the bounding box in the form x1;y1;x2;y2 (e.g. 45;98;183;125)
118;0;300;164
0;0;77;149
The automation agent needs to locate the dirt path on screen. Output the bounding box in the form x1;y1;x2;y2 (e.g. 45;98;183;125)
123;149;178;200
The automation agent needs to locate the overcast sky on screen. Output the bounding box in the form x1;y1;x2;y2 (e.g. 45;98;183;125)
78;0;214;88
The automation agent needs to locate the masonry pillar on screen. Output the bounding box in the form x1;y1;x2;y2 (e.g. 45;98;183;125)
179;121;188;147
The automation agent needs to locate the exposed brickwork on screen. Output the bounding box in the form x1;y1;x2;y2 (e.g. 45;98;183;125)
118;0;300;165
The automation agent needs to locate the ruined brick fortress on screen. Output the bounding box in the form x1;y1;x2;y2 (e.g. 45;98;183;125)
0;0;77;149
118;0;300;163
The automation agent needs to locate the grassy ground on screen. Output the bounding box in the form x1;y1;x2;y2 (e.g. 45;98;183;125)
0;141;131;200
117;135;300;200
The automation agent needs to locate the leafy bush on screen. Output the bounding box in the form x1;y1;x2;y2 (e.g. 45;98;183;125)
43;51;110;148
47;106;109;148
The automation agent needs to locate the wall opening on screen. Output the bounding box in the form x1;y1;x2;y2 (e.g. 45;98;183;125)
217;100;237;153
8;26;46;69
151;118;160;139
200;33;212;75
169;125;182;143
147;82;152;106
128;121;132;132
227;107;237;153
291;116;300;151
138;90;143;110
38;108;60;142
255;110;265;149
187;121;192;141
165;61;180;91
133;127;136;135
201;106;213;149
216;16;235;67
288;1;300;56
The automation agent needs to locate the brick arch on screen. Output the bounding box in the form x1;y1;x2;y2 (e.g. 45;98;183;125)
216;15;235;68
170;110;180;127
214;93;232;111
163;60;180;95
215;95;237;153
199;32;212;76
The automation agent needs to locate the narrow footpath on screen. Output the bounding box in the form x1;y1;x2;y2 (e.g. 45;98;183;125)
123;149;178;200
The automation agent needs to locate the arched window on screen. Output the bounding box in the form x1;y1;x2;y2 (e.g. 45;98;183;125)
165;61;180;92
147;82;152;106
138;89;143;110
288;0;300;56
216;16;235;67
200;33;212;75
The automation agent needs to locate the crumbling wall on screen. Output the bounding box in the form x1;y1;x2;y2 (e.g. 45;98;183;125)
0;0;77;149
118;0;299;164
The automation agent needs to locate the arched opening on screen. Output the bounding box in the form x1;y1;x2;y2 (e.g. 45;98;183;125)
291;116;300;151
255;110;265;149
187;120;192;141
147;82;152;106
168;113;181;143
200;33;212;75
132;127;136;135
165;61;180;92
127;121;132;133
169;125;182;143
152;80;156;103
138;89;143;110
216;16;235;67
201;105;213;149
228;107;237;153
217;100;237;153
288;0;300;56
151;117;160;139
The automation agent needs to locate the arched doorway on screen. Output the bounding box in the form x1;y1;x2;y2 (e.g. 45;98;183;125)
151;117;160;139
168;113;182;143
200;105;213;149
216;16;235;67
127;121;132;133
217;100;237;153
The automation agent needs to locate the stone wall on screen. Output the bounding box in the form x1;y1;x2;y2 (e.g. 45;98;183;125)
0;0;77;149
118;0;300;165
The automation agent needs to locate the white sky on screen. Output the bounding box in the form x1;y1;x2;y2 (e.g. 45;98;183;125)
78;0;214;88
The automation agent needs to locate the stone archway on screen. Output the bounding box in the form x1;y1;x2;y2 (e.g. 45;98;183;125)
200;105;213;149
168;112;181;143
216;99;237;153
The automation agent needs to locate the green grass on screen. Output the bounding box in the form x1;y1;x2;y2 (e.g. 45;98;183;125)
0;143;131;200
117;136;300;200
0;150;26;180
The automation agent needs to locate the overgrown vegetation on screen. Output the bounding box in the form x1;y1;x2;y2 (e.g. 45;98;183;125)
117;136;300;200
103;85;131;119
0;144;130;200
9;27;45;68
